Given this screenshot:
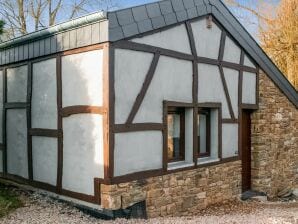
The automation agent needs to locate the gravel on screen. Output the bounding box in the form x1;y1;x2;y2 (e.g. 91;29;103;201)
0;189;297;224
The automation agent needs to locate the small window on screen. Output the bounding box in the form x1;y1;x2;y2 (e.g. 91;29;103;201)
197;109;211;158
167;107;185;162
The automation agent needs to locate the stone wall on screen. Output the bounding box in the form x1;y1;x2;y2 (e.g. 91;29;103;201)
101;161;241;218
251;70;298;197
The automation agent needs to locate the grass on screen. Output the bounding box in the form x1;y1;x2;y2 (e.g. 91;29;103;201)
0;184;23;218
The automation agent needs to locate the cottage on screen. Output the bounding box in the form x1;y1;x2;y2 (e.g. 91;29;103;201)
0;0;297;218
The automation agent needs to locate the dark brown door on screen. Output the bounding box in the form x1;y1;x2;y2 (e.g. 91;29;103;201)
241;110;251;192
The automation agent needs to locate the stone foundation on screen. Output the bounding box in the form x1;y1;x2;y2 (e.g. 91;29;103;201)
251;70;298;197
101;161;241;218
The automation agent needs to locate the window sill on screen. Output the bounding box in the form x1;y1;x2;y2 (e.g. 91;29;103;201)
197;157;220;165
167;161;195;171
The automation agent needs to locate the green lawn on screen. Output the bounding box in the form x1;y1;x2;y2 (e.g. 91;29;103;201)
0;184;23;218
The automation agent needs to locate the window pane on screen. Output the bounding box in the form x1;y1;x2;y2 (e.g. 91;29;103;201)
198;114;207;155
167;114;181;161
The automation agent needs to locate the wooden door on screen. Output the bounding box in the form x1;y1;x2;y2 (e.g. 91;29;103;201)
241;110;251;192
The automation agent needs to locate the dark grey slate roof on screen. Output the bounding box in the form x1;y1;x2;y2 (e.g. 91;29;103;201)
0;0;297;107
107;0;298;108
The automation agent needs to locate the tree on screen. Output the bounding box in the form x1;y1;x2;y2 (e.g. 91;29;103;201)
224;0;298;89
0;0;118;39
259;0;298;89
0;20;5;35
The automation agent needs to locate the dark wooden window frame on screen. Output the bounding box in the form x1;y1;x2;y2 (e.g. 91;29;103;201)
197;108;211;158
167;107;185;163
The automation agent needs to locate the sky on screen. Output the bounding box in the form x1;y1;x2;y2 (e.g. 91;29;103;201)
69;0;281;40
1;0;281;40
120;0;158;8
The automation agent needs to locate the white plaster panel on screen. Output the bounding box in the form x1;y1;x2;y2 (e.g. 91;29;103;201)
114;131;162;176
222;124;239;158
223;68;239;118
0;71;3;143
7;109;28;178
32;58;57;129
0;150;3;173
7;65;28;103
134;56;193;123
242;72;257;104
62;114;104;195
244;54;256;68
198;64;230;118
191;20;222;59
114;49;154;124
32;137;57;186
223;36;241;64
131;24;191;54
62;50;103;107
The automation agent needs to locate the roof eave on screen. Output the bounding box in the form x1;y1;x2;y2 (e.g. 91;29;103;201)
0;11;107;50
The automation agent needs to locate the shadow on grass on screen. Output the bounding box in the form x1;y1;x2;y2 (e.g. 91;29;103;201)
0;184;23;218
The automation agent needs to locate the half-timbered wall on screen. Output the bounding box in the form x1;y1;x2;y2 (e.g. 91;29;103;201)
0;45;106;204
112;16;258;178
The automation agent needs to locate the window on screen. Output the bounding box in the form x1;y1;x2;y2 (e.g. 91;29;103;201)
167;107;185;162
166;104;219;168
197;109;211;158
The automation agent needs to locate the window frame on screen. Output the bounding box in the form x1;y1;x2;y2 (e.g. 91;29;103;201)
167;107;185;163
197;108;211;158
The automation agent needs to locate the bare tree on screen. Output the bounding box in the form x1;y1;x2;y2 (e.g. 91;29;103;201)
48;0;62;26
225;0;298;89
0;20;5;35
0;0;29;38
30;0;47;30
0;0;118;39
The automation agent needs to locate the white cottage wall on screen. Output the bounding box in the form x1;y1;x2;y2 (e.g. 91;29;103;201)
114;131;163;176
7;65;28;103
134;56;193;123
32;137;57;186
112;17;259;176
198;63;230;118
222;123;238;158
223;68;239;118
62;50;103;107
223;36;241;64
114;49;154;124
7;109;28;178
244;54;256;68
131;24;192;54
61;49;105;195
62;114;104;195
32;58;57;129
191;20;222;59
242;72;257;105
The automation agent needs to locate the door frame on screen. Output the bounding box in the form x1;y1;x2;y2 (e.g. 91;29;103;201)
241;109;252;192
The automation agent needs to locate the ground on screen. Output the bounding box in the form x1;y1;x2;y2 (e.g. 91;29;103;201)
0;185;23;218
0;183;297;224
